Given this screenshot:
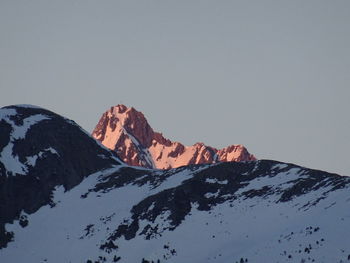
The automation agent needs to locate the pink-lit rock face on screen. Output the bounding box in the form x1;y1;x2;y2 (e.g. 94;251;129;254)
92;105;256;169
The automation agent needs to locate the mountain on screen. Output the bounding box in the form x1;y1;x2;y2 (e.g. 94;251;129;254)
1;105;350;263
0;105;121;248
92;105;256;169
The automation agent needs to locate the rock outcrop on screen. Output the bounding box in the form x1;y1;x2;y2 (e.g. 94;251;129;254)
92;105;256;169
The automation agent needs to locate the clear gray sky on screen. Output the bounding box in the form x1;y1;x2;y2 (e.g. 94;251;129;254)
1;1;349;175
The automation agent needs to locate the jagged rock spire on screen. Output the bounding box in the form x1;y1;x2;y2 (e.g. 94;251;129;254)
92;105;256;169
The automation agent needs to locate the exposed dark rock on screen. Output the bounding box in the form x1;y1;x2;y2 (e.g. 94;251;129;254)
99;240;118;253
104;161;350;242
0;105;121;248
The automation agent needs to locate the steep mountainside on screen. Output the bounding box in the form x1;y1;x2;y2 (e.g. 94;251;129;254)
0;105;121;248
92;105;256;169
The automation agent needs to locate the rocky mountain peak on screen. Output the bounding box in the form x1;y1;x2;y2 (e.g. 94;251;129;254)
92;105;256;169
93;105;155;149
114;104;128;114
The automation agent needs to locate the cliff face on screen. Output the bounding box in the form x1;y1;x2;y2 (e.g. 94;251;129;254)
92;105;256;169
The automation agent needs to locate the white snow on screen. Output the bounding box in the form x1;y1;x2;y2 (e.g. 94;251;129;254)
12;114;50;139
2;164;350;263
234;167;307;199
0;108;17;119
0;109;51;176
205;178;228;184
0;143;27;175
155;164;215;192
272;163;289;170
25;148;59;167
205;190;220;198
155;169;193;192
13;104;43;109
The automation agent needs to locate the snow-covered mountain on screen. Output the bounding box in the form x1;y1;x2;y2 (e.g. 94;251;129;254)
92;105;256;169
0;105;121;248
1;105;350;263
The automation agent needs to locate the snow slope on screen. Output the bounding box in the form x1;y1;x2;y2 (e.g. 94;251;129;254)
0;105;122;248
2;160;350;263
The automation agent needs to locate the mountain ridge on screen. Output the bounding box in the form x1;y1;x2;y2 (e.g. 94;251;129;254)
1;105;350;263
92;105;256;169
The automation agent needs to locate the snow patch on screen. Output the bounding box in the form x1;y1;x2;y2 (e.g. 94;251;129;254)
205;191;220;198
1;163;350;263
0;112;51;176
26;148;59;167
206;178;228;185
13;104;43;109
13;115;50;139
0;143;27;175
0;108;17;120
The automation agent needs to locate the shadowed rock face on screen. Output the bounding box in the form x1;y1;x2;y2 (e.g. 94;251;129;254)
0;105;121;248
92;105;256;169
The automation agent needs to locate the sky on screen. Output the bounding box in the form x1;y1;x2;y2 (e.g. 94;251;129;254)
1;1;349;176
